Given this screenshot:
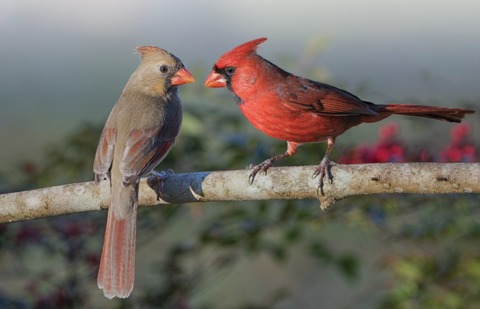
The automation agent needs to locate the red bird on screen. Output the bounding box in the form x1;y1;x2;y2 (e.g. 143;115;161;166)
94;46;195;298
204;38;475;191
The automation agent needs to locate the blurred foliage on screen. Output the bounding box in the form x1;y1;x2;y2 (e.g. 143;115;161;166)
0;40;479;308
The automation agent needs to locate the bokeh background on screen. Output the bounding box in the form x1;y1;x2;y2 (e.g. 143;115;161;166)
1;1;479;308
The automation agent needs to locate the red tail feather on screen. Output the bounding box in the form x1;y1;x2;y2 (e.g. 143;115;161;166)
371;104;475;123
98;201;137;299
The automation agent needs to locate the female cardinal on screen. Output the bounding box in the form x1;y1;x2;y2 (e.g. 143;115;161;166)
204;38;475;191
93;46;195;298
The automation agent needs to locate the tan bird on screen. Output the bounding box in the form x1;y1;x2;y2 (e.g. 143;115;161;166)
93;46;195;299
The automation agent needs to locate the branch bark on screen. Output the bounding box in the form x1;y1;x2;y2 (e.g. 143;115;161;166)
1;163;479;224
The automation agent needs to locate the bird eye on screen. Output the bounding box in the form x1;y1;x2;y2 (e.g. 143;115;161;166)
159;65;168;73
225;66;235;75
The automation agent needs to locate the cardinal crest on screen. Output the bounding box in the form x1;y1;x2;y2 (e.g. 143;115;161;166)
223;37;267;59
135;46;165;58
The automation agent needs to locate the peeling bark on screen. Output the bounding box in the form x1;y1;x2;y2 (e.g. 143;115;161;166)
1;163;479;224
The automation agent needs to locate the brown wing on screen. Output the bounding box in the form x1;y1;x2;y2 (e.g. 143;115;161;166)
281;76;378;116
119;121;180;187
94;127;117;184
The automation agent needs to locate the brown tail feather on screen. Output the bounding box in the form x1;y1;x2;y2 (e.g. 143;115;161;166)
371;104;475;123
98;198;137;299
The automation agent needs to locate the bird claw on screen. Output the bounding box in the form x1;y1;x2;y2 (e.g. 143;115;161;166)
247;159;273;184
312;169;321;179
313;158;333;196
151;168;174;200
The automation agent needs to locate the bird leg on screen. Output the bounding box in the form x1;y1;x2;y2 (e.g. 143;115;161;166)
312;137;336;195
248;154;289;184
151;168;174;200
248;142;299;184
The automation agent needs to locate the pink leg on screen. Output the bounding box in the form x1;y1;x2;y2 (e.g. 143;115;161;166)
151;169;173;200
248;142;299;184
312;137;336;195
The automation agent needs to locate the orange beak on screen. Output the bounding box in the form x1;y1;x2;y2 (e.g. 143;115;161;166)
171;68;196;85
204;71;227;88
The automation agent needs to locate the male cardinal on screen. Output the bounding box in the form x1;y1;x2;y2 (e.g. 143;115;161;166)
93;46;195;298
204;38;475;191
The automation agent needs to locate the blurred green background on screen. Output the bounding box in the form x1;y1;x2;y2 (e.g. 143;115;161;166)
0;1;479;308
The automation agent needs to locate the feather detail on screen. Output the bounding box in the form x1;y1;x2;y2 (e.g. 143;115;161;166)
98;188;138;299
216;38;267;68
370;104;475;123
93;127;116;184
135;46;165;59
119;121;180;187
281;77;378;116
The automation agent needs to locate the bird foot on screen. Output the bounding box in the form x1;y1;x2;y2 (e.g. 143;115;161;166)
151;169;174;200
247;159;273;184
312;158;334;195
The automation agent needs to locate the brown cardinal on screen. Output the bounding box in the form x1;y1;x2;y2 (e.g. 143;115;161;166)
93;46;195;298
204;38;475;191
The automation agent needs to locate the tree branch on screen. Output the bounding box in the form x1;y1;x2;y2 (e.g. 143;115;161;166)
1;163;479;224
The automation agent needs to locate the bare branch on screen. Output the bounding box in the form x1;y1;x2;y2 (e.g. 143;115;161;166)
1;163;479;224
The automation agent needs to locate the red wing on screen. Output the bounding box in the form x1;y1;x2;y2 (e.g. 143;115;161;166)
94;127;117;184
119;121;180;187
281;76;378;116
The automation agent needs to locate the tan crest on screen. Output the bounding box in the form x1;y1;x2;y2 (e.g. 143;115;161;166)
134;46;164;58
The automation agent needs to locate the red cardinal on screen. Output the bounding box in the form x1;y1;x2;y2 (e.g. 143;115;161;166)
93;46;195;298
204;38;475;191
